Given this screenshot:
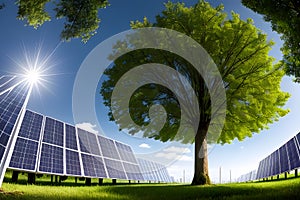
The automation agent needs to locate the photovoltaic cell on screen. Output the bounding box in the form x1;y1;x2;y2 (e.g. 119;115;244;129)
98;136;120;160
115;142;137;164
81;153;106;178
42;117;64;146
104;158;127;179
78;129;101;155
39;143;64;174
18;110;43;141
65;124;77;150
66;149;81;176
9;138;38;171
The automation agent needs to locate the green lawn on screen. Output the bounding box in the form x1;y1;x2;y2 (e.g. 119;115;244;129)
1;171;300;199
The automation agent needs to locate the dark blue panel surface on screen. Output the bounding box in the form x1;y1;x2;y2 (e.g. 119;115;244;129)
279;144;290;173
81;154;106;178
66;149;81;176
274;150;280;175
104;158;127;179
42;118;64;146
78;129;101;155
39;143;64;174
123;162;143;180
256;161;262;179
18;110;43;141
65;124;78;150
286;138;300;170
9;137;38;170
98;136;120;160
115;142;137;164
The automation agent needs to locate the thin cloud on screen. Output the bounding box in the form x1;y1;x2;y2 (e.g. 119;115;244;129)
139;143;151;149
163;146;191;154
76;122;99;134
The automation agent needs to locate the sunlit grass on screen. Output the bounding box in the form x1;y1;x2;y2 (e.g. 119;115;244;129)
1;170;300;200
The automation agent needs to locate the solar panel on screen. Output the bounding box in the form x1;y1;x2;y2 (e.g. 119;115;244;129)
274;149;280;175
38;143;64;174
286;137;300;170
104;158;127;179
260;158;266;178
42;117;64;147
123;162;143;180
296;132;300;149
115;142;137;164
65;124;78;150
66;149;82;176
77;128;101;155
98;136;120;160
0;82;28;149
18;110;43;141
279;144;290;173
9;138;38;171
256;161;263;179
0;76;29;165
269;153;274;176
81;153;107;178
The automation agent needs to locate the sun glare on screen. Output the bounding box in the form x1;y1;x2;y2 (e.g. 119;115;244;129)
25;69;41;84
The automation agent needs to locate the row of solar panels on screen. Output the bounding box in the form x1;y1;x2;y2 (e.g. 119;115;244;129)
236;170;257;183
236;132;300;182
7;109;172;182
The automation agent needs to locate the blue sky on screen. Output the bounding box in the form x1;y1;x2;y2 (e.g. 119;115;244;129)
0;0;300;183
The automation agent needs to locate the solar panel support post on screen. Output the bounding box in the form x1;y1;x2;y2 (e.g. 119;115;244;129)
295;169;298;177
51;175;53;185
112;179;116;185
11;171;19;183
128;180;131;184
284;172;287;179
27;173;35;184
85;178;91;186
277;175;279;180
98;178;103;185
75;177;77;184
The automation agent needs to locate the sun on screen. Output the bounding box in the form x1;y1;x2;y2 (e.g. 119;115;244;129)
25;69;42;84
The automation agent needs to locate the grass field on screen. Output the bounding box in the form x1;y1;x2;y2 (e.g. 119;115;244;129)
1;171;300;199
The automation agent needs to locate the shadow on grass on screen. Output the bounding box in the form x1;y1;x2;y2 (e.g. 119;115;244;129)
1;177;300;200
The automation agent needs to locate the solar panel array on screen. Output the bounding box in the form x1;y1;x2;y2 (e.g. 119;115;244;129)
137;158;172;182
0;75;171;184
256;133;300;180
236;170;257;183
8;110;145;181
237;132;300;183
0;76;29;169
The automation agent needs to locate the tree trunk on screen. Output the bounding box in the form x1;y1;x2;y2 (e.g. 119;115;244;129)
191;124;210;185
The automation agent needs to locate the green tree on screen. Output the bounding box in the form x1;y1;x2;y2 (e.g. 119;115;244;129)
100;1;290;185
14;0;108;42
242;0;300;79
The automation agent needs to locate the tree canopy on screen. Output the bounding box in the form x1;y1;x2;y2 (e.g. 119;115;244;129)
13;0;108;42
242;0;300;79
101;1;290;185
